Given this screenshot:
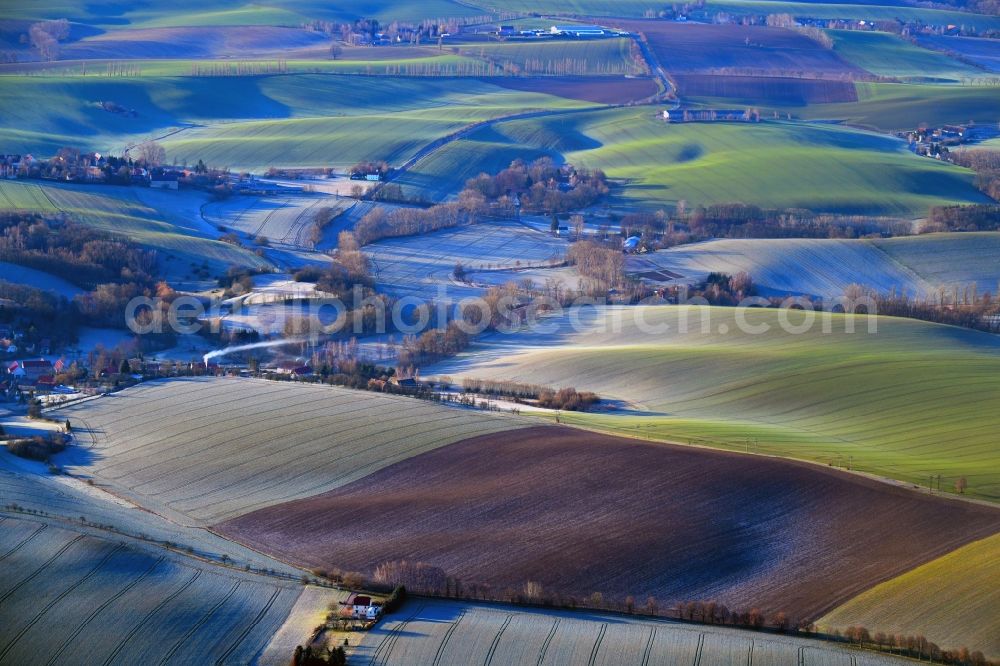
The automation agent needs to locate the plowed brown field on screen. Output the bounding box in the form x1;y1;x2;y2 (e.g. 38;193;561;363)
218;426;1000;621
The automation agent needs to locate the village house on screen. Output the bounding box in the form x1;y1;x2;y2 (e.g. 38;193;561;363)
344;595;382;621
7;359;55;385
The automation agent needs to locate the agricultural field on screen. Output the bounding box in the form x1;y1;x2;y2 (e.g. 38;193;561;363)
486;75;660;104
355;600;914;665
429;306;1000;500
218;425;1000;620
0;441;305;574
49;376;523;523
365;218;571;300
460;0;1000;31
630;233;1000;299
0;261;83;298
53;26;330;60
0;514;302;665
398;107;988;214
202;191;349;248
872;233;1000;297
673;74;858;105
6;0;483;27
917;35;1000;73
828;30;990;82
0;180;272;286
609;21;863;78
703;0;1000;32
455;38;644;76
819;532;1000;660
0;74;591;163
797;82;1000;131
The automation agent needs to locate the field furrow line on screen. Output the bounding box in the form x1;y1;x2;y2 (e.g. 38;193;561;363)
587;623;608;666
693;633;706;666
158;578;239;665
535;618;560;666
431;609;465;666
640;627;657;666
45;555;164;666
371;603;425;666
483;614;513;666
747;638;754;666
0;534;83;605
0;523;46;562
95;557;170;666
214;586;282;665
0;542;125;662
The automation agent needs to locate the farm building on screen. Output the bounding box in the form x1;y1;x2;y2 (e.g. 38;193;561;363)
8;359;54;385
346;595;383;621
390;376;419;389
663;108;760;123
550;25;608;37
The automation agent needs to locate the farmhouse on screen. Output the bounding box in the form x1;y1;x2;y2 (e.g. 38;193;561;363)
550;25;607;37
344;595;383;621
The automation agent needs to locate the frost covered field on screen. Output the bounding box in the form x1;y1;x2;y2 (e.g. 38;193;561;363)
354;600;913;665
50;377;523;523
365;219;571;300
202;192;350;247
629;233;1000;300
0;515;301;666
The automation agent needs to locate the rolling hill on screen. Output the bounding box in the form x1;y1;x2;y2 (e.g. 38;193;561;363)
356;599;918;665
429;306;1000;500
629;233;1000;299
50;376;524;523
0;179;272;286
0;514;302;666
819;532;1000;659
218;425;1000;621
397;107;989;215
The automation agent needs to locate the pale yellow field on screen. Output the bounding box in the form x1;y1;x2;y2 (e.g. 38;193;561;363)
819;531;1000;659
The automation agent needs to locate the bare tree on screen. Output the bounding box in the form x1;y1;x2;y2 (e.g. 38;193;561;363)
28;19;69;61
136;140;166;167
329;42;343;59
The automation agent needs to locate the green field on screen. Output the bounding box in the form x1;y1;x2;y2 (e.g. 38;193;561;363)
456;38;643;76
430;306;1000;501
399;107;988;215
829;30;990;83
798;83;1000;131
819;532;1000;659
0;74;590;166
0;180;270;283
686;82;1000;131
5;0;484;27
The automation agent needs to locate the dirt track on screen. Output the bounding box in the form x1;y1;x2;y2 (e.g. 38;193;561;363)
217;426;1000;621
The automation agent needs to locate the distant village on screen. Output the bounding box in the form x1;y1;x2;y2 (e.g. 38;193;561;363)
899;123;1000;161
